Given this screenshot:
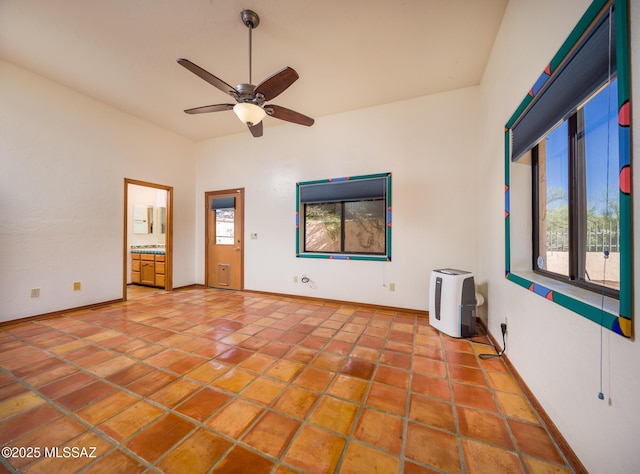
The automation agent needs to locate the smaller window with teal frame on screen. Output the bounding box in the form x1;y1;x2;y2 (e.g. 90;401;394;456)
296;173;392;261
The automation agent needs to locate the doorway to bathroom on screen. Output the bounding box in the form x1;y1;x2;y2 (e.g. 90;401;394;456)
124;178;173;301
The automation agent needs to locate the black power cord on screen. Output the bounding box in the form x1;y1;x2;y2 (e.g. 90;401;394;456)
477;323;507;360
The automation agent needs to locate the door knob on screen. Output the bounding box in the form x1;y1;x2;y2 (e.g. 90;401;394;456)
234;247;240;251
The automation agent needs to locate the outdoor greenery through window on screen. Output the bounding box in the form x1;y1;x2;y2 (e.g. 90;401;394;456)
297;173;391;261
533;79;620;296
305;200;386;254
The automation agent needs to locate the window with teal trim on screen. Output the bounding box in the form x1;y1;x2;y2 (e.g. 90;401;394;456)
532;80;620;299
504;0;632;337
296;173;392;261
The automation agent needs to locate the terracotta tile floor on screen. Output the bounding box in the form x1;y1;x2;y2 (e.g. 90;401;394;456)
0;287;574;473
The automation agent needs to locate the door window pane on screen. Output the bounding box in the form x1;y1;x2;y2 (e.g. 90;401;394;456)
216;209;234;245
582;81;619;290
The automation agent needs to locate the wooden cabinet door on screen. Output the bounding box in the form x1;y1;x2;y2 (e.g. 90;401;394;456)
155;255;165;287
140;261;155;286
131;254;141;283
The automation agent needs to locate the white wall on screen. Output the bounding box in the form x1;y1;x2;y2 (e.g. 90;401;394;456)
477;1;640;472
195;86;481;311
0;60;196;321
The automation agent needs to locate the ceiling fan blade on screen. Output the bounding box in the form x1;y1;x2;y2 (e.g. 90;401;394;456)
177;58;239;99
248;121;263;137
266;104;314;126
184;104;235;114
255;67;299;101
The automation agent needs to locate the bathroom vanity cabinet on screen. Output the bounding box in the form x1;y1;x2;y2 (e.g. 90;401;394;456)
131;252;165;288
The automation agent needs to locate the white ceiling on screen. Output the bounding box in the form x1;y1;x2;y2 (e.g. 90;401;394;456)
0;0;508;141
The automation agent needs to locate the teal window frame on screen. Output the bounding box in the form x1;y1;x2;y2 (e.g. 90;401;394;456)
504;0;632;337
296;172;392;261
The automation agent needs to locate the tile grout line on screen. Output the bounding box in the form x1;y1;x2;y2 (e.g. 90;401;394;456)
482;343;576;471
1;300;454;472
470;337;524;470
273;307;377;472
0;330;162;473
0;298;268;472
330;309;397;474
0;290;575;473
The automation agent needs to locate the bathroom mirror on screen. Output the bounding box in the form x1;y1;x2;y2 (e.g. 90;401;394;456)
133;204;153;234
157;207;166;234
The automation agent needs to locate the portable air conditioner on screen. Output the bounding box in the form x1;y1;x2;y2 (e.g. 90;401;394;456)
429;268;477;338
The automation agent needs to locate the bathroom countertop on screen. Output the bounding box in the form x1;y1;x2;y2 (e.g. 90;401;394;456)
131;245;166;255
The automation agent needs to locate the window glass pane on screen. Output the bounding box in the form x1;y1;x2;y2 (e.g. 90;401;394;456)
215;209;234;244
344;200;386;254
538;121;569;277
304;203;341;252
582;80;619;290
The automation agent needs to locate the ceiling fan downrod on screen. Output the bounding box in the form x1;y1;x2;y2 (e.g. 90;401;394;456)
241;9;260;85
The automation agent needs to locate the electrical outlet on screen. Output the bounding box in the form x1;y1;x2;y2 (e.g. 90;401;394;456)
293;276;298;283
73;282;81;291
504;317;509;329
30;288;40;298
389;283;396;292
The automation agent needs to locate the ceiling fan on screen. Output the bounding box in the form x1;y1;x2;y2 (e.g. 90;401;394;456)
177;9;314;138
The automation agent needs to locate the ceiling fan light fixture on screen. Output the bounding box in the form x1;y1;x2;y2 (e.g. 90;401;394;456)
233;103;266;126
177;8;313;137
